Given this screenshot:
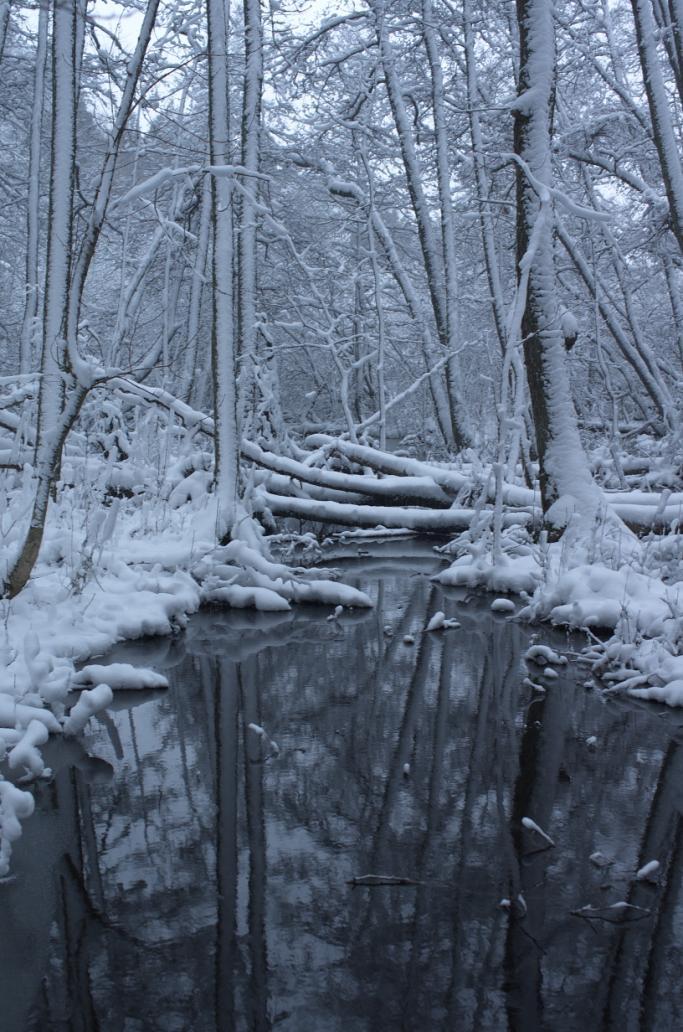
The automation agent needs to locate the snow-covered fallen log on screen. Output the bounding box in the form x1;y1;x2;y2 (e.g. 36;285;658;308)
243;439;453;507
254;470;370;506
305;434;537;508
255;489;532;532
101;386;681;534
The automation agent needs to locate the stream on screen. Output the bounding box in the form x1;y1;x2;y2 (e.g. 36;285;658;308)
2;539;683;1031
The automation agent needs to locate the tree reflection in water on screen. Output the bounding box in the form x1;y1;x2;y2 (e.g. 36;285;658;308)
2;547;683;1032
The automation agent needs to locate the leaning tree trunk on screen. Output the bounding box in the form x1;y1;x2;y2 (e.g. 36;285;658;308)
5;0;79;598
630;0;683;253
66;0;161;347
19;0;48;375
372;0;469;451
421;0;467;446
0;0;11;68
513;0;596;520
207;0;239;540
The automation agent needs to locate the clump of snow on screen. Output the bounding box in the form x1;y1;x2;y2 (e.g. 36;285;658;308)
247;722;279;758
0;780;35;877
425;611;461;631
63;684;114;736
8;720;49;779
521;563;681;636
437;552;541;594
636;860;660;882
73;663;169;691
628;680;683;707
589;851;612;868
521;816;555;847
525;644;567;666
426;611;446;631
435;524;542;595
491;598;516;613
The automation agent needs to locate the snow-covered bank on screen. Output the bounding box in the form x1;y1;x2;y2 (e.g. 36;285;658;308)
436;515;683;710
0;484;371;876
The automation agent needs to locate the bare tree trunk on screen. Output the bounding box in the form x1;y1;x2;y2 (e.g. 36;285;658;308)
236;0;263;422
372;0;468;450
66;0;161;348
556;217;675;421
422;0;468;444
0;0;11;67
463;0;507;353
663;254;683;366
19;0;48;375
630;0;683;252
184;170;212;404
39;0;77;441
3;0;88;598
514;0;596;517
207;0;239;539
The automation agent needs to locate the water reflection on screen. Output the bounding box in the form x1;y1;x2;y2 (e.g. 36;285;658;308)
2;546;683;1031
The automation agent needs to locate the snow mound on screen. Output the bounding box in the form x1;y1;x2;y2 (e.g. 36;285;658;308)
525;644;567;665
435;552;541;594
522;563;680;635
74;663;168;691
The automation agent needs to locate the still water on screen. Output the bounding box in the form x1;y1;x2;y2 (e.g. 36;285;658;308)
2;541;682;1032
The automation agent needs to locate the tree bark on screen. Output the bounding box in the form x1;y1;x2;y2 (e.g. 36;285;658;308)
207;0;239;539
514;0;596;518
630;0;683;252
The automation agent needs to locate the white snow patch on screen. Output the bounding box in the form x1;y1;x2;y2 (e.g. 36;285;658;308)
521;816;555;847
73;663;168;691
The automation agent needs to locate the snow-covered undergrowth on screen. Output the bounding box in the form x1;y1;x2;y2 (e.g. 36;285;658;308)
436;504;683;709
0;439;371;876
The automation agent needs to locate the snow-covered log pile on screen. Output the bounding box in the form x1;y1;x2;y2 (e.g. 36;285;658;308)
244;433;683;536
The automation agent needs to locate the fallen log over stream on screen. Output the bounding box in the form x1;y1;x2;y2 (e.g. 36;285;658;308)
254;490;532;532
62;380;683;535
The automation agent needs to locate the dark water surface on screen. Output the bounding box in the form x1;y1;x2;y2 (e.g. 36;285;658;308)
2;541;683;1032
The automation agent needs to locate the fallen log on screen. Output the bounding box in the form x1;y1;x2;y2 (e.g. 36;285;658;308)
304;434;537;509
100;383;682;534
243;439;453;507
255;490;532;532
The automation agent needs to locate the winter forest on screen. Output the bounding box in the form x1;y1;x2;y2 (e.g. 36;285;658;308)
1;0;683;1027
